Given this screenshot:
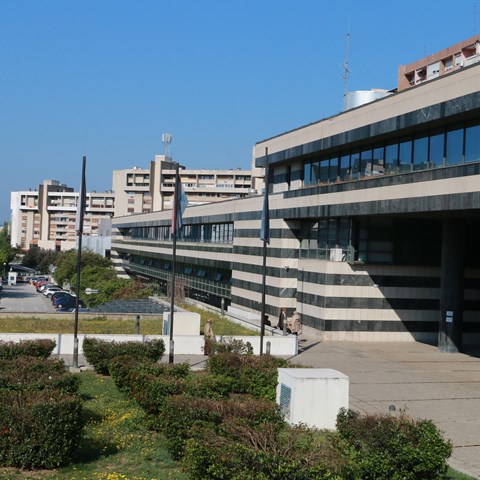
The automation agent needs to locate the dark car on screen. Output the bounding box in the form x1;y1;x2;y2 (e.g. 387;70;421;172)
51;291;74;303
54;296;85;309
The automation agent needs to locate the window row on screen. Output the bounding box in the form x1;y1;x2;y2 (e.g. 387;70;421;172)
130;222;234;244
303;122;480;186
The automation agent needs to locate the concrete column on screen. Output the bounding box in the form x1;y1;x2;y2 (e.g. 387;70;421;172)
438;219;466;353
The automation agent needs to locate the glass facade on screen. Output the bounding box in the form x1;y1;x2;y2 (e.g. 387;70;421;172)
303;121;480;186
130;222;234;244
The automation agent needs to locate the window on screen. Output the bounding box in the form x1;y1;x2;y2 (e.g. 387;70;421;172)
465;124;480;163
445;127;463;165
385;143;398;174
429;131;445;167
398;139;412;172
413;136;429;171
339;154;350;180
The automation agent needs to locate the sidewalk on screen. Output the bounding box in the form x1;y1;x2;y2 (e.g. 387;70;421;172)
59;337;480;478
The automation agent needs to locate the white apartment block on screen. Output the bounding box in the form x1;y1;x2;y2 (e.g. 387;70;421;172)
112;155;254;217
11;179;115;251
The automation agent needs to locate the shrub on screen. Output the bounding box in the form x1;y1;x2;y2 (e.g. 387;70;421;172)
82;337;165;375
0;389;83;469
206;353;288;401
336;408;453;479
0;339;56;359
184;422;350;480
210;338;253;355
109;356;190;395
0;357;80;394
160;394;284;460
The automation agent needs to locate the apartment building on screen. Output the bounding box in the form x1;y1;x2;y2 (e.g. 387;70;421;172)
112;155;254;217
11;179;115;251
112;36;480;352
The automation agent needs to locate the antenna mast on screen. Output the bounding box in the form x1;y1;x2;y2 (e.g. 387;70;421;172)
342;32;351;97
162;132;172;159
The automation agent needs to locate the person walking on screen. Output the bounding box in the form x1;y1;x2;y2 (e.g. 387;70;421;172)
203;318;215;356
277;307;287;334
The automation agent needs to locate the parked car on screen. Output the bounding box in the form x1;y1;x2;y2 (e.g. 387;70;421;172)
54;296;84;309
43;287;63;297
38;283;58;293
52;293;75;308
51;291;74;303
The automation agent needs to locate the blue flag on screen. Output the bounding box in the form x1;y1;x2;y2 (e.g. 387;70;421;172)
171;170;188;236
260;166;270;244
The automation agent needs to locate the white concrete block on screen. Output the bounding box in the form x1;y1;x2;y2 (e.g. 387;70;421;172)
277;368;349;430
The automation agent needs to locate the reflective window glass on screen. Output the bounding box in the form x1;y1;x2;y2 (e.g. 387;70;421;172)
339;154;350;180
465;124;480;163
351;152;360;179
319;159;329;183
445;127;463;165
360;148;373;177
413;136;429;171
329;156;339;182
429;131;444;167
311;161;320;184
304;162;312;186
372;146;385;175
385;143;398;173
399;139;412;172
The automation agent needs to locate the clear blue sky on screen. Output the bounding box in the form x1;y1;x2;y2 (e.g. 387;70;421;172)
0;0;477;222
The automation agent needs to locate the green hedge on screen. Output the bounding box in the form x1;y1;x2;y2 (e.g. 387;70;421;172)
336;408;452;480
159;393;284;460
109;357;190;395
0;339;56;359
0;389;83;469
184;422;351;480
0;357;80;394
206;353;288;401
82;337;165;375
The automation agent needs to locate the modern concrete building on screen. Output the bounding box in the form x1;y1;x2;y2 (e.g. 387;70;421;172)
112;155;254;217
10;179;115;251
112;36;480;352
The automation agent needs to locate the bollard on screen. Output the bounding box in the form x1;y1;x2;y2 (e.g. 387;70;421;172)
266;341;271;355
221;297;225;316
135;315;140;334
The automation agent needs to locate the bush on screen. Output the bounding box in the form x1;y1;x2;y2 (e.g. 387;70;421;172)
206;353;288;401
336;408;452;479
0;357;80;394
82;337;165;375
160;394;284;460
109;356;190;395
184;422;351;480
0;389;83;469
0;339;56;359
210;338;253;355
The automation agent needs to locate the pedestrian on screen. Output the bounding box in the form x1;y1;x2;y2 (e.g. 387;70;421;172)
287;311;301;335
203;318;215;356
277;307;287;331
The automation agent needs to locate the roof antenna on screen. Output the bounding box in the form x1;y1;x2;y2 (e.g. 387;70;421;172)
341;31;351;98
474;2;477;35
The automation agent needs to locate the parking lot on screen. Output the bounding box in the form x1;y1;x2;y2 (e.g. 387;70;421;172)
0;282;57;313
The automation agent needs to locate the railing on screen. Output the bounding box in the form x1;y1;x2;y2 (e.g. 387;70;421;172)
121;262;231;299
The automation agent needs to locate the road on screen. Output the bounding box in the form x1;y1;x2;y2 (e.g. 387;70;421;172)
0;282;57;313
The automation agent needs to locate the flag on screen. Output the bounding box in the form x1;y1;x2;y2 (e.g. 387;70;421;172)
260;166;270;244
171;170;188;236
75;156;87;233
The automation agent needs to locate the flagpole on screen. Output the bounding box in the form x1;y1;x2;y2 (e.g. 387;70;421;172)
73;156;86;369
169;163;179;364
259;148;269;355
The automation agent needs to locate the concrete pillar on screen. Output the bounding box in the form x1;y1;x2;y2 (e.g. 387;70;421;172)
438;219;466;353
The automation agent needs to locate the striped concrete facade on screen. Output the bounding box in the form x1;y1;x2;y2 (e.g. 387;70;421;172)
112;57;480;349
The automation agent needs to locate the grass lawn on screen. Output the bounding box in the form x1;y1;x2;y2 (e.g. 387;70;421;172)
0;307;254;336
0;370;188;480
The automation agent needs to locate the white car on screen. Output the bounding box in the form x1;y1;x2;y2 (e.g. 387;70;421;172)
43;287;63;297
